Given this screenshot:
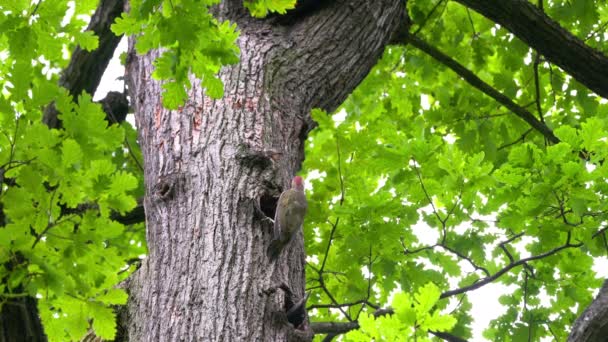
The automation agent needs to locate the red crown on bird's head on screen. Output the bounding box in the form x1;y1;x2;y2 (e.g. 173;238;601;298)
292;176;304;191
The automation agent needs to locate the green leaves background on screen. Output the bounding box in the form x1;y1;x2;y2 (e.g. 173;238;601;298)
2;0;608;340
303;1;608;340
0;1;144;339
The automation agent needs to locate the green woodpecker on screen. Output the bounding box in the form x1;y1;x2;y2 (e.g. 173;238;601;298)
267;176;307;260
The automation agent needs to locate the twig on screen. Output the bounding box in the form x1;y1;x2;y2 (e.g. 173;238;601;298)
440;234;582;299
412;0;446;36
411;159;442;224
497;128;534;150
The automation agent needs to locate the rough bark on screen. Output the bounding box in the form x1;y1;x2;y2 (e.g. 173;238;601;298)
455;0;608;99
568;279;608;342
123;1;406;340
0;296;45;342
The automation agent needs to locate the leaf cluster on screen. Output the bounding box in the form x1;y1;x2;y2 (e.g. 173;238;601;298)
0;2;145;340
112;0;295;108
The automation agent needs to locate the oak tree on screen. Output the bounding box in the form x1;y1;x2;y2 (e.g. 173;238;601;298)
1;0;608;341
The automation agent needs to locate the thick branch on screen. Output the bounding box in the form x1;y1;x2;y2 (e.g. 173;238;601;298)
43;0;125;128
406;34;559;144
311;321;360;335
110;197;145;225
455;0;608;99
310;319;468;342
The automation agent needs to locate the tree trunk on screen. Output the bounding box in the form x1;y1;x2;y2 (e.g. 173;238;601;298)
568;279;608;342
0;296;45;342
122;1;406;340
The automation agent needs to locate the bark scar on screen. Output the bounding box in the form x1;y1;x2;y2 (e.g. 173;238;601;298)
153;173;181;201
236;143;282;169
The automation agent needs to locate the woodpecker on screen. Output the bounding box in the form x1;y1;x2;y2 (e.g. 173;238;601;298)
267;176;307;260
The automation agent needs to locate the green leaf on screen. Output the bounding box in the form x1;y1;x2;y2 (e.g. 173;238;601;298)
75;30;99;51
90;303;118;340
111;14;141;36
422;310;457;331
414;282;441;316
161;81;188;109
244;0;296;17
95;288;128;305
61;138;83;168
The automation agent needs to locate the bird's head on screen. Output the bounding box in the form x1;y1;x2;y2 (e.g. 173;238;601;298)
292;176;304;191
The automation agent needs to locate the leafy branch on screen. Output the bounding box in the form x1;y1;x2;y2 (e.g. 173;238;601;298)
404;33;559;145
440;232;583;299
455;0;608;99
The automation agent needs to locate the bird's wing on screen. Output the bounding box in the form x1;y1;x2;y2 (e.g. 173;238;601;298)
273;190;288;239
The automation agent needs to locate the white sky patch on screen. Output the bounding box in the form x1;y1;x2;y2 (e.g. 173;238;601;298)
593;256;608;278
410;217;439;246
511;235;538;259
312;226;322;244
361;265;372;279
385;283;403;306
332;108;347;126
469;283;518;340
523;50;532;65
2;81;13;97
354;121;363;132
562;75;571;91
538;287;553;308
305;169;326;189
62;44;71;61
370;175;387;195
443;133;457;144
452;221;470;235
388;187;396;197
420;94;431;110
415;256;444;273
39;56;62;79
61;1;75;27
306;254;319;264
94;38;128;100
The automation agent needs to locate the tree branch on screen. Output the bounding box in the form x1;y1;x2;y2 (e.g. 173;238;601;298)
405;34;559;145
110;197;145;225
43;0;125;128
440;234;582;299
454;0;608;99
310;315;469;342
